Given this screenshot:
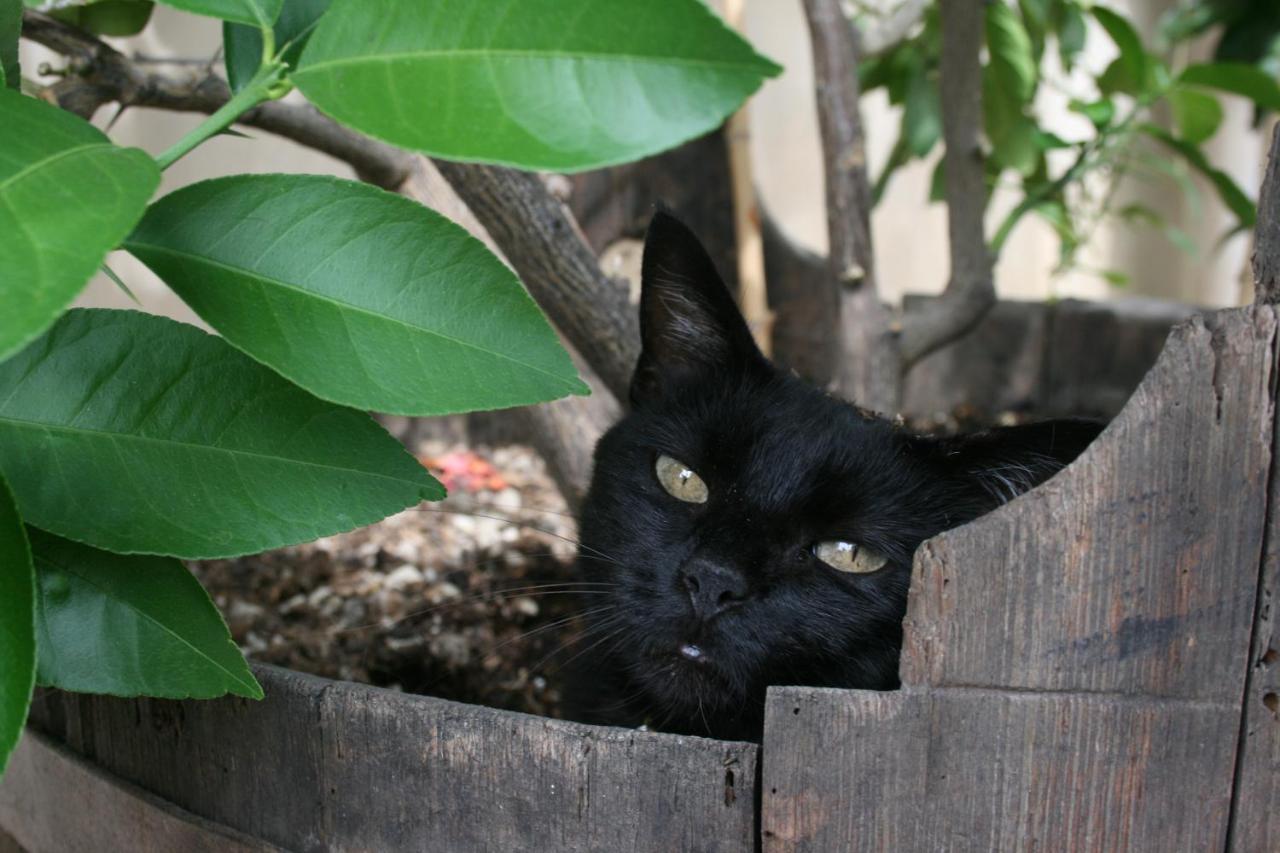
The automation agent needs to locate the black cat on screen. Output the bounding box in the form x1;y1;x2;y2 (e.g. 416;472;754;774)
564;212;1100;742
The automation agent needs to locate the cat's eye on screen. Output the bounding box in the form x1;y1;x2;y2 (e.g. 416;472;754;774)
654;454;708;504
813;540;888;574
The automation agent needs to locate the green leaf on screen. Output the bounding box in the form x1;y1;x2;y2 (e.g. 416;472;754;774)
0;309;443;559
986;1;1037;103
1069;96;1115;128
157;0;279;26
1178;62;1280;111
902;66;941;157
0;89;160;362
1056;2;1087;71
1093;6;1149;95
1;0;19;89
1167;85;1223;144
984;66;1038;176
1142;123;1256;227
49;1;155;37
292;0;782;172
224;0;331;92
29;528;261;699
0;474;35;776
125;175;588;416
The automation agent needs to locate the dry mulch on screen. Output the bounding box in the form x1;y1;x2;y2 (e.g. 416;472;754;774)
192;442;587;719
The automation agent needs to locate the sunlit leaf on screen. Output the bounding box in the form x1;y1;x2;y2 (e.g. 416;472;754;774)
30;529;261;699
0;309;443;559
986;1;1037;103
293;0;781;171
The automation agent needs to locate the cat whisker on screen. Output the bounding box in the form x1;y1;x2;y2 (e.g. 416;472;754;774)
405;506;625;568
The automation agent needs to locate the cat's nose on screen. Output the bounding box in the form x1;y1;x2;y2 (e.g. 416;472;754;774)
680;561;748;620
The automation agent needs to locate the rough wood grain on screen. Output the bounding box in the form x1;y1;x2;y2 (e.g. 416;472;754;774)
762;686;1239;852
904;306;1275;698
27;665;757;853
901;296;1193;420
1254;124;1280;305
1228;305;1280;851
761;307;1277;852
0;730;277;853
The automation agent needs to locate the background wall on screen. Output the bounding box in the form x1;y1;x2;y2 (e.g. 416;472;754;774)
19;0;1272;316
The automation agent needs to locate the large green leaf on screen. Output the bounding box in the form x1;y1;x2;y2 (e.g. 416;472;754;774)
1178;62;1280;112
0;90;160;362
902;65;941;157
158;0;279;26
125;174;588;416
30;529;261;699
0;309;443;559
223;0;331;92
293;0;781;171
1;0;19;89
0;474;34;776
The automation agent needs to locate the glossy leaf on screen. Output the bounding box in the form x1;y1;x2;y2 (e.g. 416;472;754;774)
30;529;261;699
125;174;588;416
158;0;279;26
224;0;331;92
1167;85;1223;145
293;0;781;171
1178;63;1280;112
0;475;34;776
1;0;18;88
0;90;160;362
1056;3;1087;71
986;1;1036;103
0;309;443;559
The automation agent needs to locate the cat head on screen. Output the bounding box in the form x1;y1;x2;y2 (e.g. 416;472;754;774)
574;211;1099;740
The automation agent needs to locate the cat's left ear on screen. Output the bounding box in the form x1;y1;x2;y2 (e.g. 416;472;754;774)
911;419;1103;508
632;211;766;405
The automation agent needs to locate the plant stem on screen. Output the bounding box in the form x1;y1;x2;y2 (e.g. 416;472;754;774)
154;58;287;171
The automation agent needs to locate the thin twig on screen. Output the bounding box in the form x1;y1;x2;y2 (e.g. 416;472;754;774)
21;9;413;189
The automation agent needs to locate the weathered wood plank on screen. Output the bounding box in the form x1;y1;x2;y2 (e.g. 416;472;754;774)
762;686;1238;852
1227;305;1280;851
26;665;758;853
0;730;277;853
903;306;1275;699
901;296;1192;421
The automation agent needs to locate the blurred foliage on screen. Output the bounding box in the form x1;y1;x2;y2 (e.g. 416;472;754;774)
857;0;1280;284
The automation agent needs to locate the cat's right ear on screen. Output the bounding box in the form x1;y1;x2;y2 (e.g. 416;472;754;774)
631;211;765;406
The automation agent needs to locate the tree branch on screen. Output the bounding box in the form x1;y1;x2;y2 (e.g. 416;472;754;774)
431;161;639;402
1254;123;1280;305
897;0;994;366
21;10;413;189
802;0;898;411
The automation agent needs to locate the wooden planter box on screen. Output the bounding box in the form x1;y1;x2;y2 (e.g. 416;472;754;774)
3;300;1277;852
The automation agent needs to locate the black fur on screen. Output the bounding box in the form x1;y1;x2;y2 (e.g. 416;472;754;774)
564;212;1100;742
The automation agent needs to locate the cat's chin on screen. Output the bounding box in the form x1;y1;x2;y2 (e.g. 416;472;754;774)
630;644;748;716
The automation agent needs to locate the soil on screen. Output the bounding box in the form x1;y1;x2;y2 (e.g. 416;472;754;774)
192;442;585;720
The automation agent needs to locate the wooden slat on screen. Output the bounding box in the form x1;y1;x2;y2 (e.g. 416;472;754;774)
761;306;1277;851
0;730;277;853
903;306;1275;699
762;687;1238;851
27;665;758;853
